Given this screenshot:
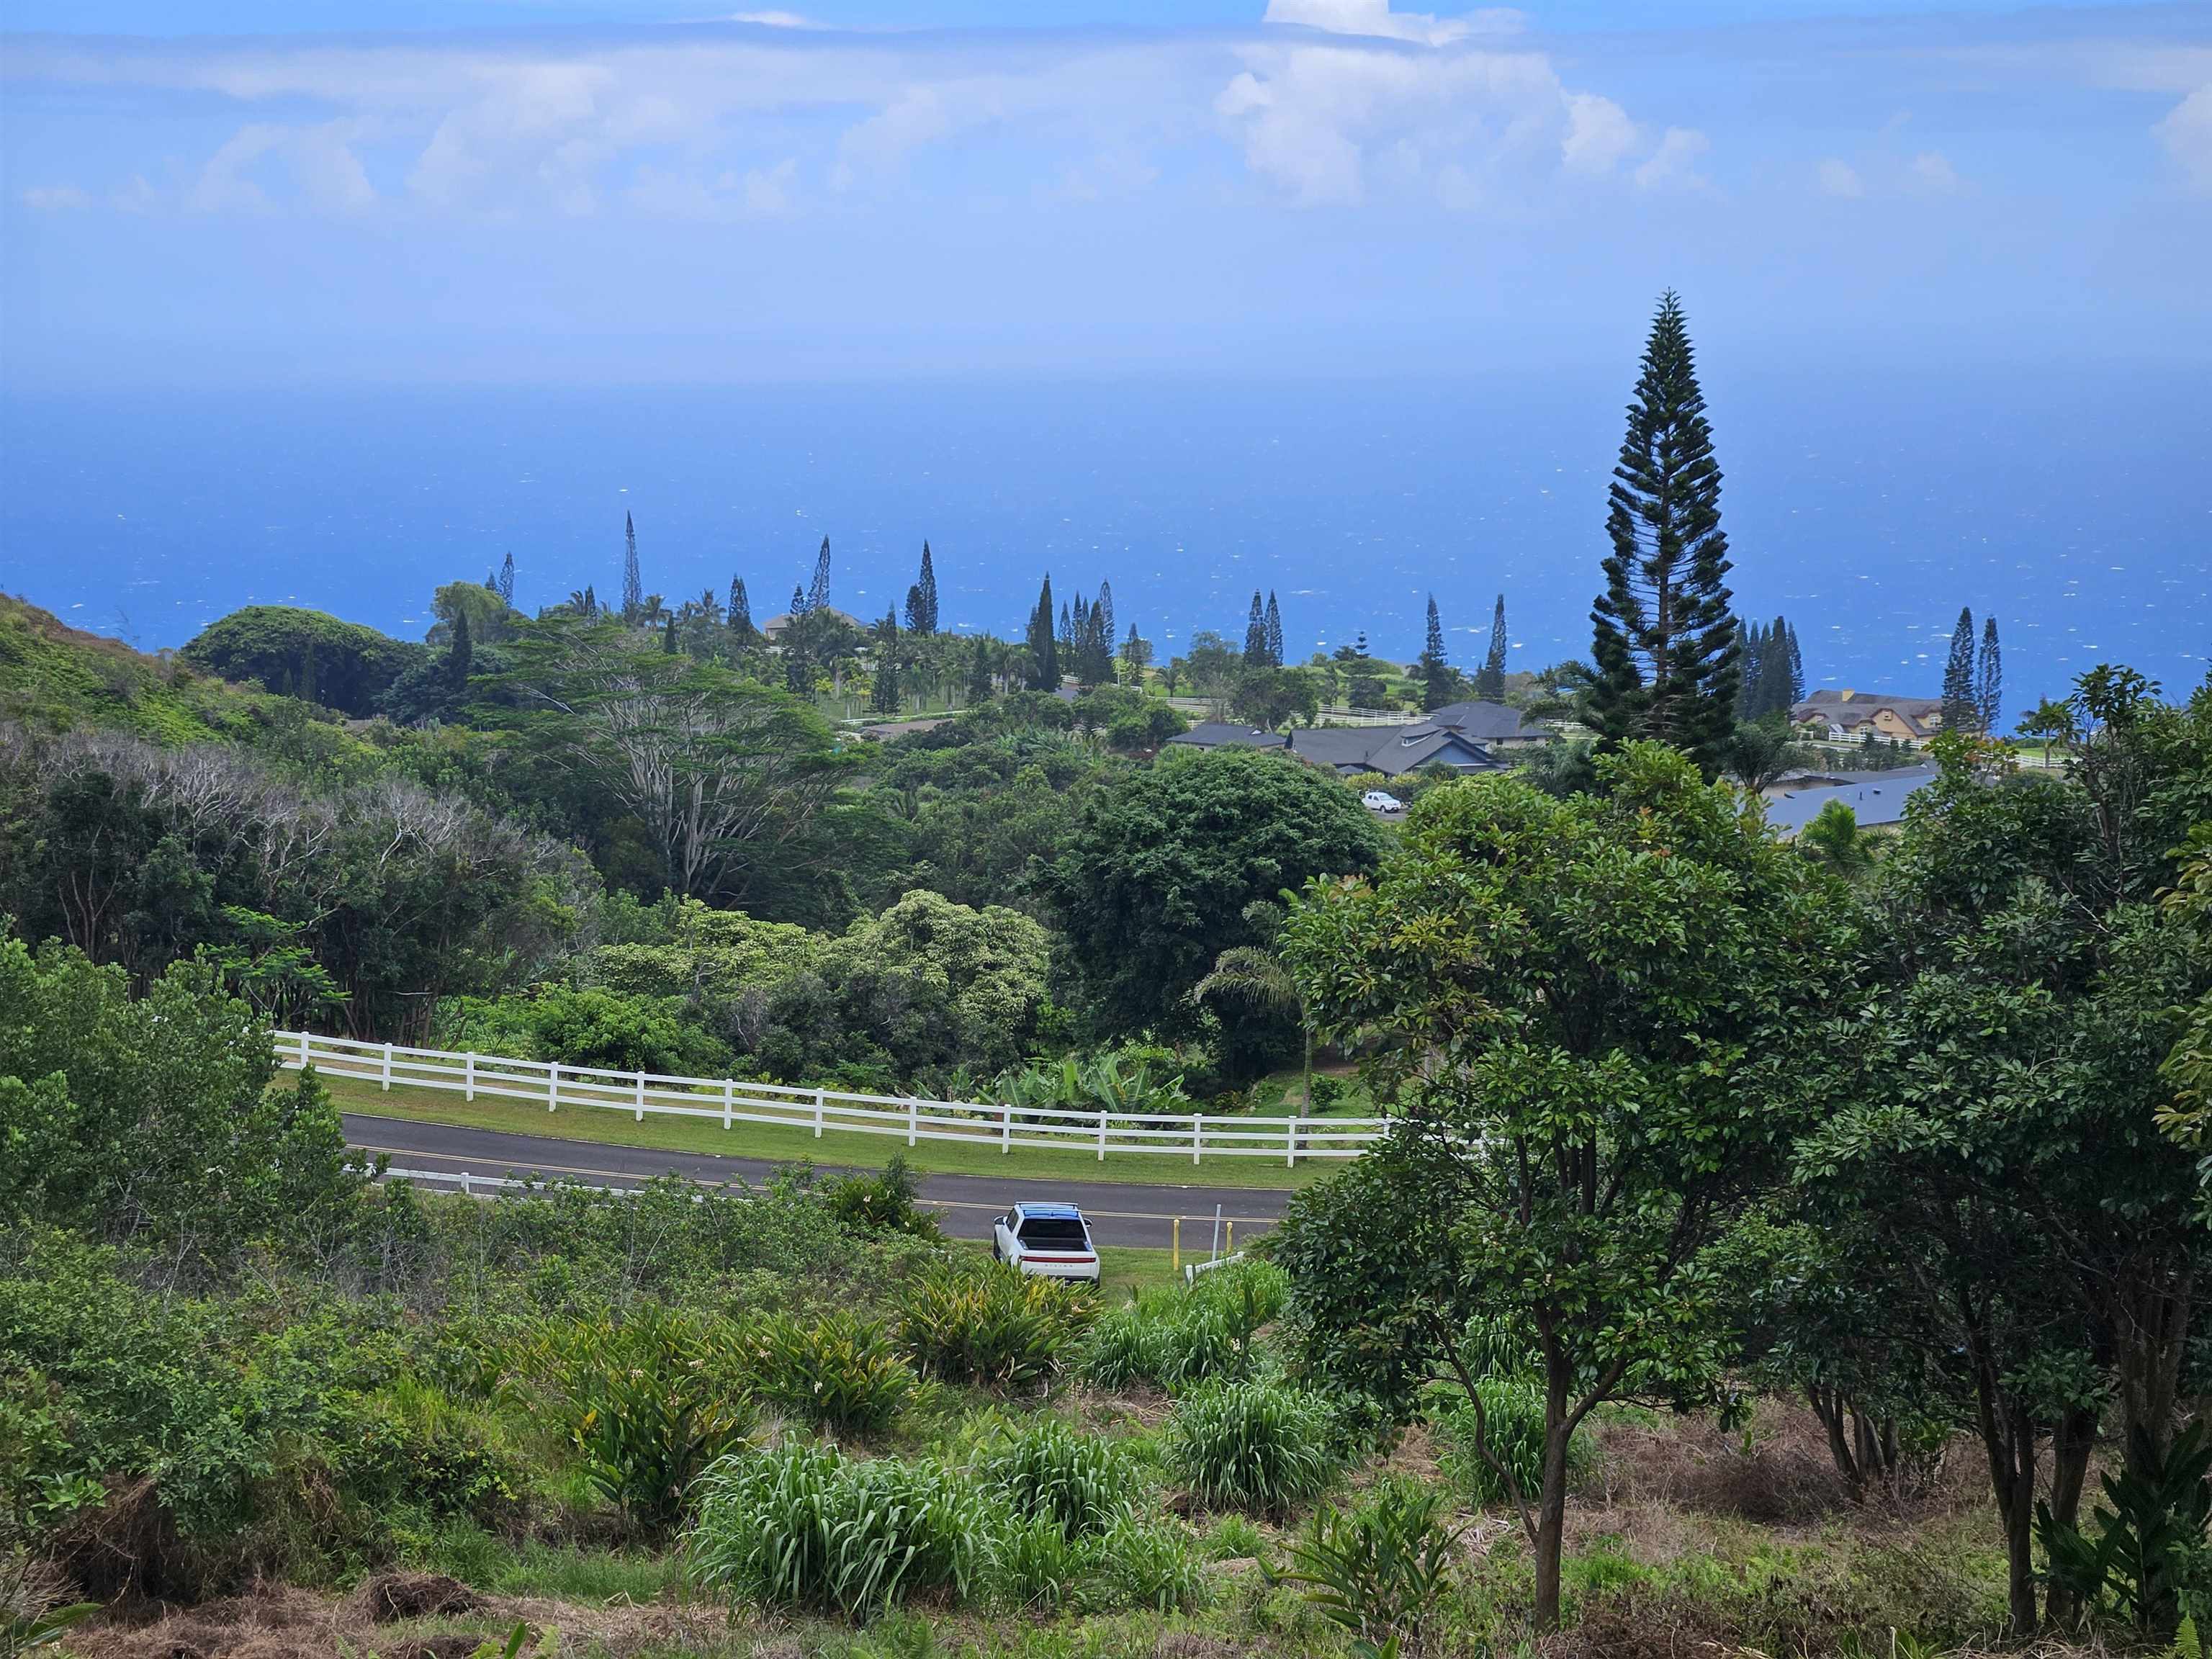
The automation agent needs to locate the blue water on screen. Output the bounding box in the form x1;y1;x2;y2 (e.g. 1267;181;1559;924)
3;371;2205;709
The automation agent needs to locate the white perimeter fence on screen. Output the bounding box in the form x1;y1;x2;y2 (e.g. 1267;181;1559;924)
276;1030;1387;1166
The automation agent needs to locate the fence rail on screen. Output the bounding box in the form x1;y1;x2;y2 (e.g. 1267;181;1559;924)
276;1030;1387;1166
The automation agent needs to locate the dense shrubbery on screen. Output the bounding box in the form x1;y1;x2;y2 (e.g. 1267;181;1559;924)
1164;1380;1343;1518
1080;1259;1285;1391
741;1310;917;1437
899;1257;1092;1390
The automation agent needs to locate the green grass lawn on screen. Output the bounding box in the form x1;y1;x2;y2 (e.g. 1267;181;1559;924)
320;1071;1327;1191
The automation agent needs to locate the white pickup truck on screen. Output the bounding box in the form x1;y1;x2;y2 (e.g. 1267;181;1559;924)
991;1202;1102;1283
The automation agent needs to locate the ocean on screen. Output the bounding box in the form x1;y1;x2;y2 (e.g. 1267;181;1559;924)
3;369;2204;710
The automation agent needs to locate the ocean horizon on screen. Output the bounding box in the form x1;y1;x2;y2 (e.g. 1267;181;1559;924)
5;367;2204;711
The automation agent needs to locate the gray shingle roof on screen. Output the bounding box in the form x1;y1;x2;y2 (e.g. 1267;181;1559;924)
1288;725;1498;777
1166;722;1288;750
1425;701;1542;741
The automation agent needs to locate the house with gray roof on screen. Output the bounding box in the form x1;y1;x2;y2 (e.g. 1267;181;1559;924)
1761;766;1941;835
1423;700;1550;749
1168;719;1499;778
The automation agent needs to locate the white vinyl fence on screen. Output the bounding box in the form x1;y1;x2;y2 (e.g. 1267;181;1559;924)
276;1030;1387;1166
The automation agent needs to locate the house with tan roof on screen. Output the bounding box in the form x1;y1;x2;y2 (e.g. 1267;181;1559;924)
1791;689;1948;747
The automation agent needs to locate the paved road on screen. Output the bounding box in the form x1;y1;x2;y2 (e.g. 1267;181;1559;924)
343;1113;1298;1251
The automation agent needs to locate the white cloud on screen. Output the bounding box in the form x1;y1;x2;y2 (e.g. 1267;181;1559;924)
1262;0;1523;49
1632;125;1709;192
1906;150;1960;194
1817;157;1863;198
112;174;157;212
729;10;819;25
1562;92;1635;175
742;156;800;213
834;86;953;187
1217;40;1604;207
2157;84;2212;189
22;184;93;210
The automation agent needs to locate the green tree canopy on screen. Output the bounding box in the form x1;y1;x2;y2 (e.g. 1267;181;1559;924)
181;606;424;717
1273;745;1840;1629
1043;747;1382;1040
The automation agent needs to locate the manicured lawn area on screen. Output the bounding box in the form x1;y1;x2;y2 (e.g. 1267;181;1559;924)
318;1071;1328;1191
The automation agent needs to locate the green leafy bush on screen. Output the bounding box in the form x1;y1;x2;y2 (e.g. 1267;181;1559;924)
341;1375;522;1531
986;1514;1089;1612
899;1258;1090;1391
1279;1475;1460;1657
824;1154;942;1240
690;1442;986;1615
1163;1380;1339;1517
974;1418;1141;1538
522;1309;755;1538
742;1310;915;1437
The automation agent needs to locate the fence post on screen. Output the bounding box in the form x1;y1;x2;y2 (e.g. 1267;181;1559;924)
460;1170;471;1199
464;1051;476;1102
1287;1115;1298;1168
813;1089;825;1138
1193;1112;1203;1166
722;1079;733;1130
634;1070;646;1122
906;1097;918;1148
1097;1110;1107;1161
548;1062;559;1112
298;1029;310;1069
1172;1215;1180;1274
1001;1105;1011;1154
380;1041;392;1092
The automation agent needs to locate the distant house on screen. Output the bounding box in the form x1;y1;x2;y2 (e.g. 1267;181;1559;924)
1423;700;1550;750
760;606;864;640
1761;766;1941;835
1169;721;1291;752
1791;689;1947;747
1168;719;1500;778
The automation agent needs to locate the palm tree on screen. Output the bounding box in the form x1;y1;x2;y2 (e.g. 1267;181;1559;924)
1799;799;1878;879
1192;901;1314;1110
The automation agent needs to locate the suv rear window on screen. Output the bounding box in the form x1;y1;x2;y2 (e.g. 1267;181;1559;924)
1018;1217;1088;1247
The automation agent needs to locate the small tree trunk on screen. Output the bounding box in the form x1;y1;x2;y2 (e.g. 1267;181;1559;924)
1532;1363;1574;1632
2000;1403;2040;1638
2043;1403;2098;1630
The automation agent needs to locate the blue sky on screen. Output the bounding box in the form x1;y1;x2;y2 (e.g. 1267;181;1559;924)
3;0;2206;387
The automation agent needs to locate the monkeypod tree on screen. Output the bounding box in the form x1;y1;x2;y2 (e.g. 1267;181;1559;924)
1273;745;1840;1630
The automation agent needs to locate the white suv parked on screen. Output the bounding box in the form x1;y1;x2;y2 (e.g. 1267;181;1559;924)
992;1202;1101;1282
1362;789;1405;813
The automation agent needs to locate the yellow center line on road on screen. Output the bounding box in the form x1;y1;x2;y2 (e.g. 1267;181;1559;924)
347;1143;1284;1225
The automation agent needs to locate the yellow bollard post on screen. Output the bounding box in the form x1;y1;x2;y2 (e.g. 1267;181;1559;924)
1226;1219;1235;1255
1172;1216;1180;1274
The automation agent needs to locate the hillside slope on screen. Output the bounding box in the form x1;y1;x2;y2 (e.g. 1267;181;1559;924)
0;594;285;743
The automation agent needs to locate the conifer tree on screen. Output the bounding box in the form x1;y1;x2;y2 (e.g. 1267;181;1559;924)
728;577;755;642
1941;606;1978;734
968;634;996;704
1786;621;1805;703
1058;601;1076;662
904;584;927;634
1753;613;1796;719
498;552;516;606
1475;594;1509;701
1419;595;1455;712
1740;619;1767;716
1097;581;1115;660
914;542;939;634
1245;592;1268;662
662;615;678;655
1025;575;1058;691
871;608;901;715
1264;592;1284;667
791;583;808;619
1588;291;1740;775
583;583;598;620
807;536;832;614
784;634;814;698
1976;616;2002;736
622;512;643;623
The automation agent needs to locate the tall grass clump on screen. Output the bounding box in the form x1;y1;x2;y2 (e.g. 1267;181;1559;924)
1427;1377;1586;1506
898;1258;1092;1392
1080;1258;1287;1391
1163;1380;1339;1517
689;1442;987;1616
742;1310;915;1438
974;1417;1142;1539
